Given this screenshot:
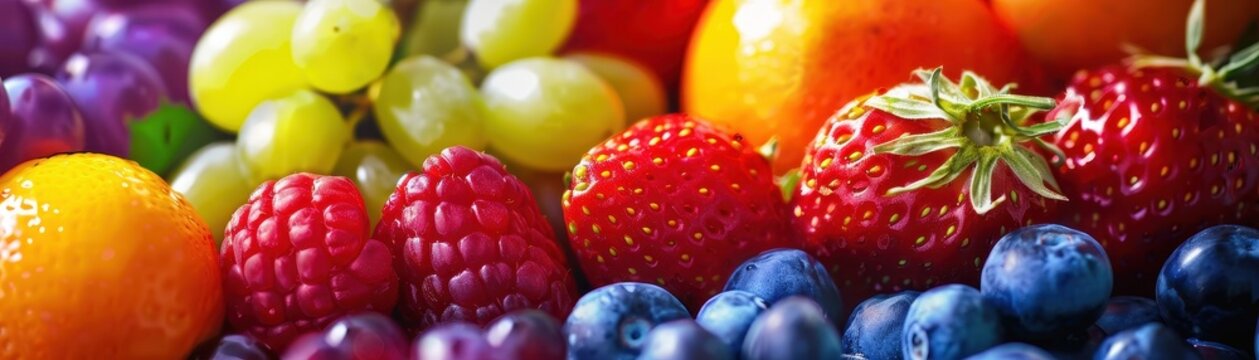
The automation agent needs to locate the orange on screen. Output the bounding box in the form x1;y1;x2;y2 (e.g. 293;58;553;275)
683;0;1041;174
0;154;223;359
992;0;1259;80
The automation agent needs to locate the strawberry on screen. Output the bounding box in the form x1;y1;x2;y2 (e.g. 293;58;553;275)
562;114;795;310
1043;0;1259;294
793;69;1066;305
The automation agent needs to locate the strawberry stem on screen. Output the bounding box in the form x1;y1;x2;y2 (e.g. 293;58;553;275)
1131;0;1259;108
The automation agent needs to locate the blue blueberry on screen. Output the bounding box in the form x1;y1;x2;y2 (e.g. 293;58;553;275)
1157;225;1259;351
565;282;691;360
724;248;844;325
843;291;920;360
981;224;1113;339
903;284;1003;360
697;290;769;356
1093;323;1200;360
639;319;734;360
485;310;566;360
1094;296;1161;335
413;322;495;360
742;297;843;360
963;343;1054;360
1187;338;1248;360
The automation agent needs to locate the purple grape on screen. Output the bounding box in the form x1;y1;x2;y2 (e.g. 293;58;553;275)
1;77;10;145
485;310;566;360
190;334;274;360
28;0;101;72
282;313;409;360
83;2;206;104
0;0;39;77
57;51;167;156
414;322;496;360
0;73;85;171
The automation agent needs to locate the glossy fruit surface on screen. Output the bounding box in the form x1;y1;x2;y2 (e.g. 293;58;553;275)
639;319;733;360
964;343;1054;360
742;297;843;360
1094;296;1162;335
1094;323;1200;360
332;141;413;226
685;0;1041;173
695;290;768;356
236;89;348;183
374;55;487;168
723;248;843;324
0;73;85;172
842;291;919;360
292;0;400;93
413;322;496;360
169;141;256;242
485;310;567;360
57;51;168;156
564;282;690;360
399;0;467;58
566;52;667;122
562;0;708;92
1156;225;1259;351
281;313;409;360
83;2;208;104
0;0;38;76
902;285;1003;360
460;0;577;69
0;154;223;359
190;334;274;360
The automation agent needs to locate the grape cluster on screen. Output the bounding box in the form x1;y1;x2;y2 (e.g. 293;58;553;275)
174;0;670;241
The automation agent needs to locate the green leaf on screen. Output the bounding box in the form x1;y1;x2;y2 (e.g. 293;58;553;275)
1185;0;1206;66
968;94;1057;112
1000;147;1068;201
778;168;802;203
928;69;971;122
968;150;1007;214
961;71;998;98
1218;41;1259;79
886;146;979;196
872;128;966;156
131;102;229;177
864;95;950;120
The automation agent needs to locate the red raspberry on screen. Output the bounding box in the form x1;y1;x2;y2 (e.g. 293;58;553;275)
221;173;398;350
373;146;578;331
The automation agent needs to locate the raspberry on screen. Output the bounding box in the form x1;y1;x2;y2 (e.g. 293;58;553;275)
373;146;578;331
221;173;398;350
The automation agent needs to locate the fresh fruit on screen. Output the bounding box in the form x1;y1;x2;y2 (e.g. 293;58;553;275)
564;115;794;309
1094;323;1200;360
685;0;1043;173
1188;339;1249;360
564;282;691;360
1044;2;1259;294
460;0;577;69
481;57;625;171
373;146;578;330
282;313;409;360
191;334;275;360
189;0;306;132
0;154;223;358
332;141;413;226
221;173;399;350
565;52;667;122
26;0;98;72
793;69;1065;305
903;284;1003;360
1157;225;1259;350
991;0;1259;80
742;297;844;360
485;310;567;360
292;0;400;93
843;291;920;360
722;249;844;324
414;322;496;360
695;290;769;356
639;319;733;360
1094;296;1162;335
0;0;38;76
561;0;708;92
981;224;1113;339
57;51;168;156
373;55;487;169
82;2;209;104
169;142;257;242
236;89;349;183
399;0;468;58
1;73;85;172
963;343;1054;360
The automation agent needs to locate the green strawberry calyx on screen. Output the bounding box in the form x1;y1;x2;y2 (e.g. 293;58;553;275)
1130;0;1259;108
864;68;1068;215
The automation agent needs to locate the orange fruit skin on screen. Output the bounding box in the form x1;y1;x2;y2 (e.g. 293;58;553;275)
0;154;223;359
684;0;1040;174
992;0;1259;80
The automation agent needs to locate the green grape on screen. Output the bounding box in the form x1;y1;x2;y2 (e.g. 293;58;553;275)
400;0;468;58
169;142;258;243
189;0;307;133
566;52;668;123
373;55;488;168
332;141;413;227
237;89;349;182
461;0;577;69
481;57;625;171
292;0;400;94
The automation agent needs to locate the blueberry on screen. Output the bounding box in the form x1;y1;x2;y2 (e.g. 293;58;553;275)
1094;296;1161;335
638;319;734;360
1093;323;1200;360
190;334;273;360
697;290;769;356
565;282;691;360
742;297;844;360
843;291;920;360
1157;225;1259;351
724;248;844;325
485;310;566;360
413;322;496;360
1188;338;1248;360
981;224;1112;339
282;312;409;360
963;343;1054;360
903;284;1003;360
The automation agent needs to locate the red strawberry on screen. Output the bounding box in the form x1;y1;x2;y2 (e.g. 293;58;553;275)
562;114;794;310
221;173;399;351
793;69;1066;305
373;146;578;332
1044;2;1259;294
